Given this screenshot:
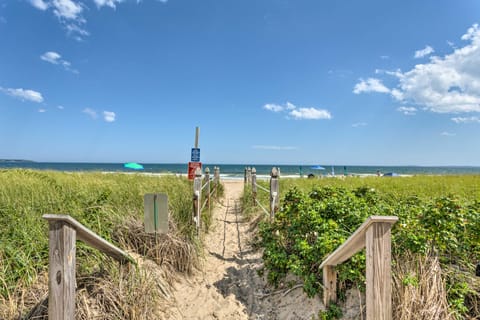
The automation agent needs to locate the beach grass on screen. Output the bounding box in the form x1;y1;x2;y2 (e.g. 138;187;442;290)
0;169;197;318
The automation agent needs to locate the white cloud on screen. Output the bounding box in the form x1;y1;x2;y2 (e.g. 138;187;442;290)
93;0;123;8
289;107;332;120
441;131;456;136
353;78;390;94
397;106;417;115
38;108;47;113
83;108;97;119
30;0;49;10
40;51;78;73
40;51;62;64
356;24;480;114
52;0;83;20
263;103;284;112
414;45;435;59
380;55;390;60
252;145;297;150
263;102;332;120
103;111;116;122
352;122;367;127
57;105;64;110
451;116;480;123
0;87;44;103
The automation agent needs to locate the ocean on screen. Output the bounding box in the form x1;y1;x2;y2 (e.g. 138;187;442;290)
1;161;480;178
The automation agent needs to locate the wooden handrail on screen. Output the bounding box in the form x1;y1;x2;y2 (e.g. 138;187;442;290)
43;214;134;319
43;214;134;264
320;215;398;320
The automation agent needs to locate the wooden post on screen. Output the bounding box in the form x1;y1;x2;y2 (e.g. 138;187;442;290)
252;167;257;207
205;167;210;211
323;265;337;306
214;166;220;198
270;167;279;219
193;167;202;233
366;223;393;320
244;167;248;185
247;167;252;184
47;221;76;320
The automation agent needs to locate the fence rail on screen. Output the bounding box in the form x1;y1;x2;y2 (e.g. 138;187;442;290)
320;215;398;320
43;214;134;320
247;166;280;219
192;166;221;233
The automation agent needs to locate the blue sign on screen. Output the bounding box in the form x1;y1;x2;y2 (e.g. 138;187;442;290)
191;148;200;162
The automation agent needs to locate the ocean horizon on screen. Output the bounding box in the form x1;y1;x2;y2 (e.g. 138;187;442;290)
1;161;480;177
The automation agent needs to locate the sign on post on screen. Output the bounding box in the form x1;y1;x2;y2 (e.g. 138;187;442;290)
191;148;200;162
188;162;202;180
144;193;169;234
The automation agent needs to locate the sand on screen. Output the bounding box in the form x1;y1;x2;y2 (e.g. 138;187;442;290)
166;180;325;320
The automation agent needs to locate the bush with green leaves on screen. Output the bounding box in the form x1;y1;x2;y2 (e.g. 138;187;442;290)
258;180;480;318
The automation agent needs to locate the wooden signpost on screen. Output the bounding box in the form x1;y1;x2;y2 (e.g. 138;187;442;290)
144;193;169;234
188;127;202;180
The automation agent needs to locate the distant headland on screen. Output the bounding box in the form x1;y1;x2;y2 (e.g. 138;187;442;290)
0;159;35;163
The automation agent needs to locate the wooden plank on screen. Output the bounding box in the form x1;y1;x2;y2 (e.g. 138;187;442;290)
144;193;169;234
319;216;398;268
43;214;134;264
48;221;76;320
270;167;279;219
366;222;393;320
323;265;337;306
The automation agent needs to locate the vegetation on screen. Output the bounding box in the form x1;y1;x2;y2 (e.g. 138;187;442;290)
251;175;480;319
0;169;203;319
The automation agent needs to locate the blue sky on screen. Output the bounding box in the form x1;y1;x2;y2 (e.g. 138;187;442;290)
1;0;480;165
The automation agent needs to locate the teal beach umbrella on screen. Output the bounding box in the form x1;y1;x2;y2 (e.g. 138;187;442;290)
124;162;144;170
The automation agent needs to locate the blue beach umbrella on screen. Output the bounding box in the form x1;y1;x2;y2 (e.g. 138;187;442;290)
124;162;144;170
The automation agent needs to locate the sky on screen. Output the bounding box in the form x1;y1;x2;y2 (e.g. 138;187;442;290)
1;0;480;166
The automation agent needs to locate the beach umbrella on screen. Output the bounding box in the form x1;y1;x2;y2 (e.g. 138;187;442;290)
124;162;144;170
310;165;325;170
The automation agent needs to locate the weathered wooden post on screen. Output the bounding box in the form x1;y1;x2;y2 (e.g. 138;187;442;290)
244;167;248;185
193;167;202;233
252;167;257;207
214;166;220;198
366;221;393;319
269;167;279;219
47;220;76;320
247;167;252;184
205;167;211;212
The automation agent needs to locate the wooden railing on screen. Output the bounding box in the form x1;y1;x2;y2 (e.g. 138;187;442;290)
43;214;134;320
320;216;398;320
248;167;280;219
192;166;220;233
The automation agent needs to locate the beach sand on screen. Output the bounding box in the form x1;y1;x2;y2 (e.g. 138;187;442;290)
166;180;325;319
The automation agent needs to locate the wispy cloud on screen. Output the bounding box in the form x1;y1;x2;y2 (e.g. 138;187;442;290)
352;122;367;127
40;51;78;73
30;0;49;10
355;24;480;114
353;78;390;94
83;108;97;119
263;101;332;120
380;55;390;60
397;106;417;116
93;0;123;9
83;108;116;122
103;111;116;122
414;45;434;59
38;108;47;113
252;145;297;150
289;107;331;120
0;87;44;103
441;131;456;136
451;116;480;124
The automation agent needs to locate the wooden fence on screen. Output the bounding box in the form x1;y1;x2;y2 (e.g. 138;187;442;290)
245;170;398;319
42;214;134;320
247;166;280;219
192;166;221;233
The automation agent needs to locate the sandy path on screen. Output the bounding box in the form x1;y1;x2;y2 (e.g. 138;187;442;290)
167;181;323;320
